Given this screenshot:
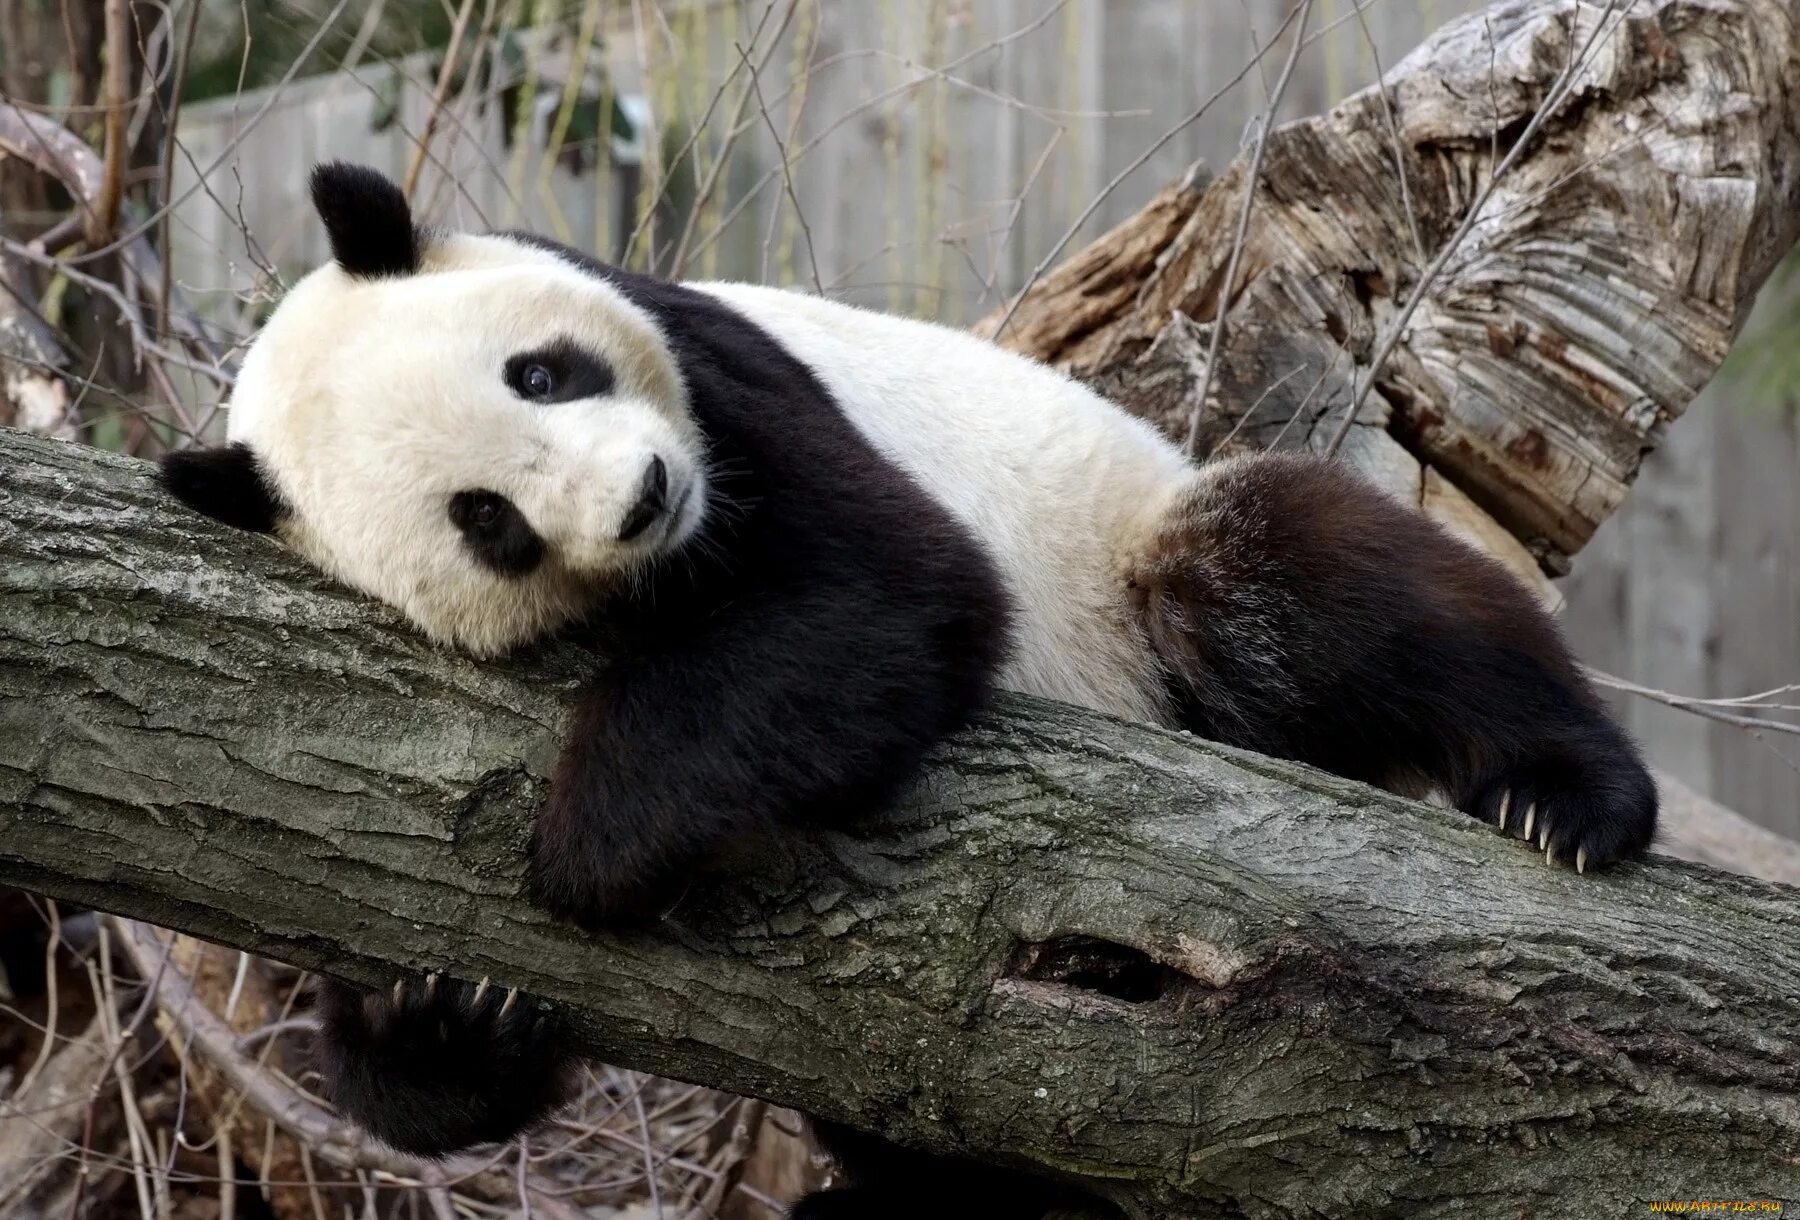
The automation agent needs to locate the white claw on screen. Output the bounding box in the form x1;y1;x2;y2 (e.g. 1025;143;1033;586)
392;979;407;1005
471;975;491;1007
1523;804;1536;841
1544;842;1556;866
424;971;440;999
499;987;519;1018
1577;847;1589;875
1496;791;1511;833
1538;823;1549;851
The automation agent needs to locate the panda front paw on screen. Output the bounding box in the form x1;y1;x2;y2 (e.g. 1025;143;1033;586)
527;829;651;928
1466;723;1657;872
315;974;571;1156
527;780;679;928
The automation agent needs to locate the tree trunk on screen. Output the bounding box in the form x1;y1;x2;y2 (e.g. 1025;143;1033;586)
5;0;1800;1214
983;0;1800;592
2;429;1798;1217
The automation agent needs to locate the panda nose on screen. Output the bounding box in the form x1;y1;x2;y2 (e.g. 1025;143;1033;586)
617;455;668;542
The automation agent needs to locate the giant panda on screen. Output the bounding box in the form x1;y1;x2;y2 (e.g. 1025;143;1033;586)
161;163;1658;1218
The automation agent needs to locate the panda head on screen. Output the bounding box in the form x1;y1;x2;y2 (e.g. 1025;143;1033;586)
162;163;708;656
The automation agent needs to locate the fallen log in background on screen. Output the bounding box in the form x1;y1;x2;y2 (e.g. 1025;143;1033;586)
3;430;1798;1217
986;0;1800;597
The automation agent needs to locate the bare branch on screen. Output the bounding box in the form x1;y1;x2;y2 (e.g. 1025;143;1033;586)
402;0;481;200
1182;0;1314;457
737;41;820;294
88;0;133;247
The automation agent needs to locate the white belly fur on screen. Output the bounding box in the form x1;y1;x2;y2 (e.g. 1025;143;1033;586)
694;282;1195;726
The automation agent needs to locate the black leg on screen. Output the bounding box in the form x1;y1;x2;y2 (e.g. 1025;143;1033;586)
314;975;572;1156
1135;453;1657;868
529;566;1009;927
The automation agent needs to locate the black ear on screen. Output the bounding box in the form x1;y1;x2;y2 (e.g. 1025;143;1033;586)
159;444;285;533
309;162;420;278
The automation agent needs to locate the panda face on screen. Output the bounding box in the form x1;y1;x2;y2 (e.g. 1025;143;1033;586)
220;232;708;656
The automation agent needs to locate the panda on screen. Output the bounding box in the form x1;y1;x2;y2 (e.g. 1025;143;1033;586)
161;163;1657;1218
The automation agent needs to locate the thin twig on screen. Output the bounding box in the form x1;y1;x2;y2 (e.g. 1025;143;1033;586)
626;0;794;269
631;1088;663;1218
88;0;132;246
1352;0;1424;262
1268;347;1344;450
1323;0;1628;456
1207;361;1307;457
680;0;1079;272
737;41;821;293
987;0;1308;344
156;0;203;345
13;900;63;1097
1181;0;1314;457
978;128;1064;309
1588;669;1800;739
109;919;435;1175
403;0;480;199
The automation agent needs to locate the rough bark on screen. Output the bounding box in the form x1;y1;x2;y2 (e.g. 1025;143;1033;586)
3;429;1799;1217
982;0;1800;586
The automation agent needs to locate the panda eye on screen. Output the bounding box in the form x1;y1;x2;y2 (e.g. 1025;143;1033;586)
505;344;613;402
521;364;554;398
451;490;511;533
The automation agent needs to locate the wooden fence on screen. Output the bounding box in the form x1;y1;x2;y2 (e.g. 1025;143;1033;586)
170;0;1475;320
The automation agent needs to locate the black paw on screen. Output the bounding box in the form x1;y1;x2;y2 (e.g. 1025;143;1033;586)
527;830;643;928
315;974;571;1156
527;790;677;929
1466;724;1658;871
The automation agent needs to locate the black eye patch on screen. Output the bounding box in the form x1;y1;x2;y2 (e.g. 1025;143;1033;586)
448;489;545;578
503;339;615;404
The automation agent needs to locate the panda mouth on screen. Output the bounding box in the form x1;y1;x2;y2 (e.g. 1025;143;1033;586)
660;482;697;540
626;479;694;550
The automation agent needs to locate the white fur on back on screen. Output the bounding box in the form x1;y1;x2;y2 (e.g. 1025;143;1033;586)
233;229;1198;716
694;282;1196;725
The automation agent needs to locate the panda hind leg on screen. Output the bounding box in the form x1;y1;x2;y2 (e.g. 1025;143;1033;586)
1132;452;1657;870
315;974;573;1157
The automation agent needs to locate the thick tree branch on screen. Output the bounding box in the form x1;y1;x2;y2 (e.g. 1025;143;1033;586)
2;429;1798;1216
